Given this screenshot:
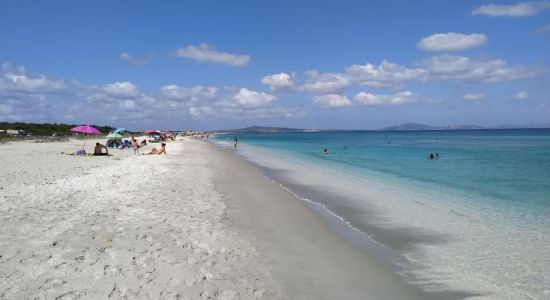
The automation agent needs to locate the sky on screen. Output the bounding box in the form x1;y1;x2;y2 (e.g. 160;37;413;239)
1;0;549;130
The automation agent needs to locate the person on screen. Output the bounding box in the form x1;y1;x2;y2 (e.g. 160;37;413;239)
323;148;328;155
144;143;167;155
131;137;139;155
429;153;434;160
94;142;109;156
140;139;147;147
234;136;238;147
435;152;440;159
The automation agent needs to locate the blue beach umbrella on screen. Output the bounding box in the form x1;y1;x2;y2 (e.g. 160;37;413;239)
106;132;122;139
113;128;126;134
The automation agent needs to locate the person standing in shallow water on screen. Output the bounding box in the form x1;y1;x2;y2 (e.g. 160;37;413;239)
323;148;329;155
234;136;238;147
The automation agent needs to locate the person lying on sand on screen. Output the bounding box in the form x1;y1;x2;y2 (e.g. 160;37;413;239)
144;143;166;155
94;143;109;156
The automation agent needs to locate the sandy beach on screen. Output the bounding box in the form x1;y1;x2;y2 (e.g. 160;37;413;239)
1;138;434;299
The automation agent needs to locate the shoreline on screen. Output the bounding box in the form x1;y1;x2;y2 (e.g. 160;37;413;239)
204;141;453;299
210;136;550;299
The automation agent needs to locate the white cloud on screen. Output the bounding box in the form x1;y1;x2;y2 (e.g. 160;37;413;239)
0;67;66;94
232;88;277;107
472;1;550;17
161;85;217;103
103;82;139;98
354;91;423;106
418;55;538;82
417;33;488;51
312;94;352;107
261;72;297;92
515;91;529;100
120;52;153;65
303;70;351;94
346;61;427;88
462;93;486;102
174;43;251;66
189;106;216;118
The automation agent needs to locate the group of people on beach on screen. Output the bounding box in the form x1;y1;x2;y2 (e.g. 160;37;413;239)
130;136;166;155
92;137;167;156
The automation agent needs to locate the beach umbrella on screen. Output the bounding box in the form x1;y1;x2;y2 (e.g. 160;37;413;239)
106;132;122;139
144;129;155;134
71;125;102;135
71;125;102;150
165;131;173;136
113;128;126;134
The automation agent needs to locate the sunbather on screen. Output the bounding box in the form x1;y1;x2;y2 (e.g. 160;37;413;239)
144;143;166;155
94;143;109;156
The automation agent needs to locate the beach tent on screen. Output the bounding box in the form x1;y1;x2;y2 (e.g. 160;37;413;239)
106;132;123;148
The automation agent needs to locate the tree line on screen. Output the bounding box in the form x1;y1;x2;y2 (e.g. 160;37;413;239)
0;122;112;135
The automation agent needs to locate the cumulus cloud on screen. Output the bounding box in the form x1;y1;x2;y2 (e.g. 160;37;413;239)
232;88;277;107
302;70;351;94
312;94;352;107
103;82;140;98
120;52;153;65
0;65;66;94
0;62;302;123
354;91;424;106
462;93;486;102
418;55;538;82
161;85;217;103
174;43;250;66
160;86;301;120
345;61;427;88
515;91;529;100
0;64;67;121
261;72;297;92
472;1;550;17
417;33;488;51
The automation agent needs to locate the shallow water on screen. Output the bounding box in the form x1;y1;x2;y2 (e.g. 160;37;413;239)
214;129;550;299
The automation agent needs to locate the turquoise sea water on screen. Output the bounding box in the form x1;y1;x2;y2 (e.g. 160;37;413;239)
214;129;550;298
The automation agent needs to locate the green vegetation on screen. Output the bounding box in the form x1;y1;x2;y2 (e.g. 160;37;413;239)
0;122;112;135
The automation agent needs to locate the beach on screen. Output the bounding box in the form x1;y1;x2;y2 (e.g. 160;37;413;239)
0;138;434;299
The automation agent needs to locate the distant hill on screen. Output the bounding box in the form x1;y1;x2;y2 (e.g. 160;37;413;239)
381;123;483;131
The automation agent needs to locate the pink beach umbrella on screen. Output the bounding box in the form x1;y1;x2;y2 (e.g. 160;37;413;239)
70;125;102;150
143;129;156;134
71;125;102;135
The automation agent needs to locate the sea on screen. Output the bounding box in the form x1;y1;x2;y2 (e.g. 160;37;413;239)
213;129;550;299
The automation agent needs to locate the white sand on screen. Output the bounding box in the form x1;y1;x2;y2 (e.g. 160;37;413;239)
0;139;282;299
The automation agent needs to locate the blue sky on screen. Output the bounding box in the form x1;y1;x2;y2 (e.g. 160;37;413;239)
1;0;549;130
